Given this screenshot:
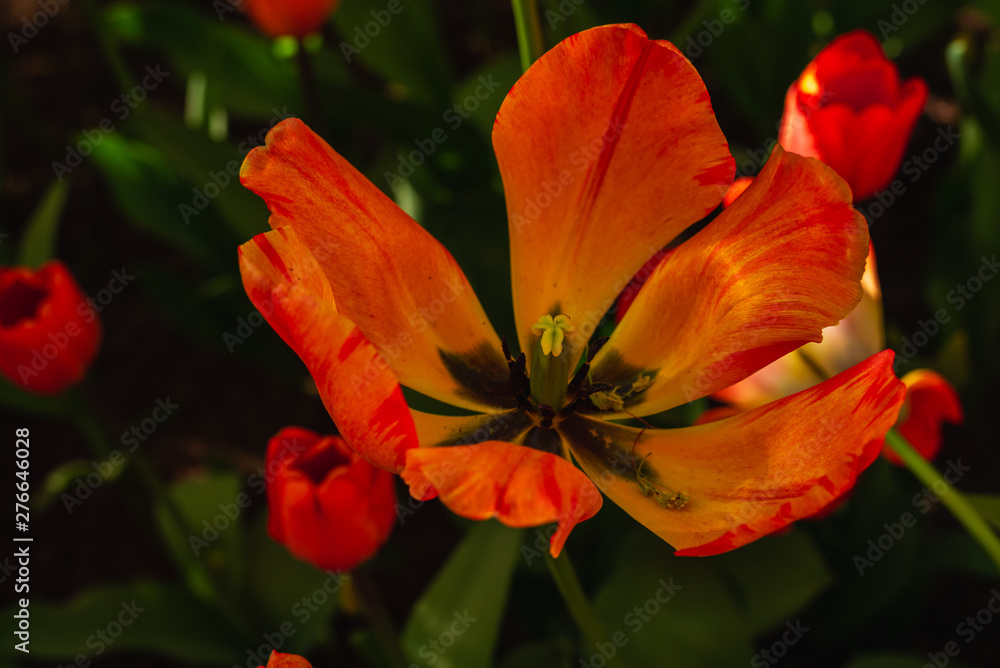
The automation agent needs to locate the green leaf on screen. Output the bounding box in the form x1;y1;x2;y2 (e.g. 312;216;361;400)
17;180;70;268
89;134;221;266
1;580;244;663
713;529;832;634
105;2;309;120
594;530;753;668
132;108;269;241
402;521;524;668
244;512;343;654
154;471;246;593
333;0;452;106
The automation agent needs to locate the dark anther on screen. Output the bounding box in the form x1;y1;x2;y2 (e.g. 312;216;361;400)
566;360;590;399
501;336;513;363
508;352;532;411
588;336;609;362
582;381;614;396
539;404;555;419
559;381;615;418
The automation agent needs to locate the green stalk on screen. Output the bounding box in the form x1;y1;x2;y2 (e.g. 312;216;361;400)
511;0;545;73
885;428;1000;574
546;551;629;668
352;568;410;668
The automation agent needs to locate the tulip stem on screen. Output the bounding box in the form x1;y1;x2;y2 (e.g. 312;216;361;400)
546;551;630;668
68;390;222;603
296;39;325;133
511;0;545;72
885;428;1000;574
352;568;411;668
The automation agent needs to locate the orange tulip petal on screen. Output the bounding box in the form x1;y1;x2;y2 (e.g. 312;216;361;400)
401;442;603;557
562;350;904;556
715;244;884;410
264;651;314;668
494;24;734;363
240;227;418;472
722;176;754;207
885;369;963;465
589;146;868;416
240;118;512;411
410;409;534;447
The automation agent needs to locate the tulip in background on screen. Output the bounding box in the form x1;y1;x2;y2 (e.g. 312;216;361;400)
713;245;963;463
238;24;906;559
243;0;339;39
0;260;102;394
266;427;396;571
706;30;961;463
258;651;313;668
779;29;928;200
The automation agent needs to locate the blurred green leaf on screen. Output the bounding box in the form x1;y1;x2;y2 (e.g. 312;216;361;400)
17;180;70;268
89;134;220;266
402;521;524;668
35;458;117;513
244;512;342;654
333;0;452;106
594;530;753;667
155;471;246;593
132;109;269;241
105;2;311;120
1;580;244;663
714;529;832;634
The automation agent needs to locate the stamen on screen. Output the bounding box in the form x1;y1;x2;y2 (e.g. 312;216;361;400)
531;314;576;357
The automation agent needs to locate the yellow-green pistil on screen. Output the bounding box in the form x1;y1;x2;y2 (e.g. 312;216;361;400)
529;314;575;413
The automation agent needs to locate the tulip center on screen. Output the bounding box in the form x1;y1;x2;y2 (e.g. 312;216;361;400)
528;314;576;413
0;275;48;327
291;439;350;484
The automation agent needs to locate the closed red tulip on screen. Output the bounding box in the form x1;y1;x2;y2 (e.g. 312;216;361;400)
0;260;102;394
779;30;927;201
266;426;395;571
243;0;338;39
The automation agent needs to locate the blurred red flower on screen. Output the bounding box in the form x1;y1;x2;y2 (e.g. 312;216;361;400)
258;651;313;668
244;0;338;39
266;426;395;571
779;30;927;201
0;260;101;394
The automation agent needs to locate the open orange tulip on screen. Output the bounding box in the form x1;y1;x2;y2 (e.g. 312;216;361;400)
238;24;905;557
